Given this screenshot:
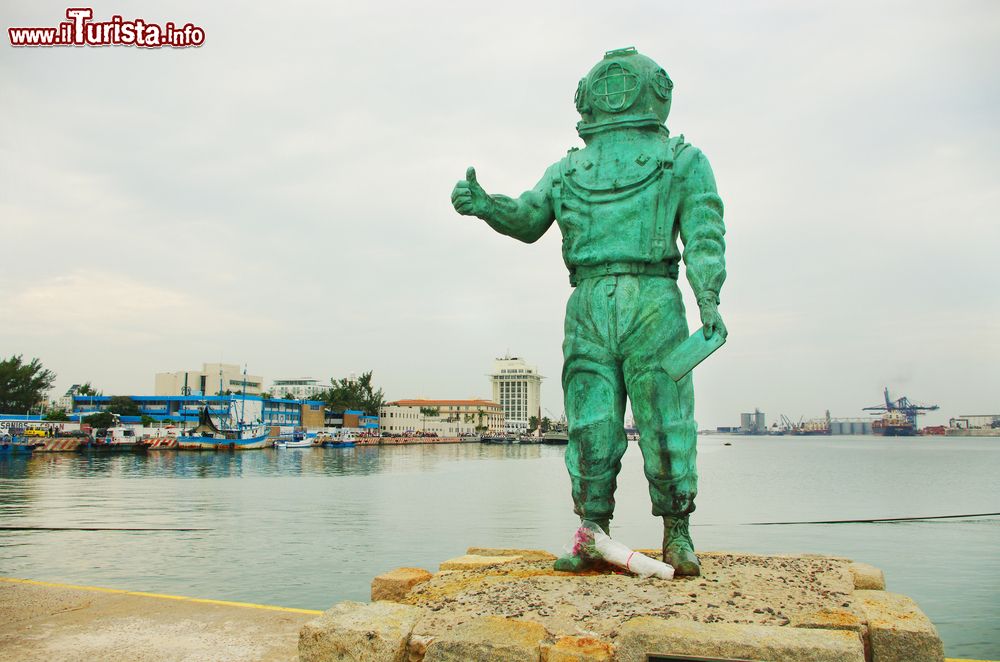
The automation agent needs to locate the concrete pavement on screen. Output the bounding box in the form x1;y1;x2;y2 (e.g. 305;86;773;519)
0;577;319;662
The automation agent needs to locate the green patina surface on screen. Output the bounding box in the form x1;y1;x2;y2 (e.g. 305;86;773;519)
451;48;727;576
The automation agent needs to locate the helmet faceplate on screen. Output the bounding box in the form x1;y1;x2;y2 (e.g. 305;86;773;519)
576;47;673;138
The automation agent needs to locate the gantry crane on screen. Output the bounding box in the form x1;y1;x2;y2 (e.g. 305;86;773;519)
863;387;939;429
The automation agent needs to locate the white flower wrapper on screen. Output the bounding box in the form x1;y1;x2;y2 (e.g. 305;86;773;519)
563;521;675;580
593;529;674;579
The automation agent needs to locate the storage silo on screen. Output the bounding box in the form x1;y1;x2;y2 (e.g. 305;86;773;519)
754;410;766;434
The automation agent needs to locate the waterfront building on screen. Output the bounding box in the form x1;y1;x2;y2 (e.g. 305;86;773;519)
379;399;503;436
950;414;1000;430
489;355;543;433
269;377;328;400
154;363;263;397
339;410;380;432
71;394;324;430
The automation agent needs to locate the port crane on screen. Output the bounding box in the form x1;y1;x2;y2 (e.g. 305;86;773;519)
863;387;939;428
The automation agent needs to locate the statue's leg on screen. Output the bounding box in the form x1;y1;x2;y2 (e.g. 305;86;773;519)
621;276;701;576
555;280;627;572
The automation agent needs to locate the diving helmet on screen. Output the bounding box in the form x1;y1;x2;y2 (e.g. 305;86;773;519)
575;47;673;138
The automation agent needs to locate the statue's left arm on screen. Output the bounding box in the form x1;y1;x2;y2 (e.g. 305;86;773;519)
678;148;727;339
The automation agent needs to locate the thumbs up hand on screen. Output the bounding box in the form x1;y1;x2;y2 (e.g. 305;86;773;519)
451;166;493;218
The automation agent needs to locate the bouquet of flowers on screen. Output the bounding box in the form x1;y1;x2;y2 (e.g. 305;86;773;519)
567;520;674;580
570;520;602;560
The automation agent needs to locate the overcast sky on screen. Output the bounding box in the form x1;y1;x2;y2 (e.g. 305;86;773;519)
2;0;998;427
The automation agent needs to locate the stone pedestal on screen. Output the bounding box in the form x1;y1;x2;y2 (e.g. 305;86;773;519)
299;548;944;662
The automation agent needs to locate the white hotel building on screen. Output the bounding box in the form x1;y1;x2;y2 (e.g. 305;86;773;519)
269;378;328;400
490;355;543;434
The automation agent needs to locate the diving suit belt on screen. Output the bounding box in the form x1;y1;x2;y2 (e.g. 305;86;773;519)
568;261;679;287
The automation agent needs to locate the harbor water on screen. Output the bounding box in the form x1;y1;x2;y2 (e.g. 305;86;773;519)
0;435;997;659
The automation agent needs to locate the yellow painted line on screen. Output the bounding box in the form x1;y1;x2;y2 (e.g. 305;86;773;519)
0;577;323;615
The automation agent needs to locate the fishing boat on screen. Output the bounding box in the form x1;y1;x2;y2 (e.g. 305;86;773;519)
176;406;271;451
175;366;271;450
321;429;356;448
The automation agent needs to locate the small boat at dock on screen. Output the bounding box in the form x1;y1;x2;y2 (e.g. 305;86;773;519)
78;427;142;453
320;430;356;448
481;435;518;445
277;431;317;449
0;436;44;454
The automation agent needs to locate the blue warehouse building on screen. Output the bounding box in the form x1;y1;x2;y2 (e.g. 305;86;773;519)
71;394;326;428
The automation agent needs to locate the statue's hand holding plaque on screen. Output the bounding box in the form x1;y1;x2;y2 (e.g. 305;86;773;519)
661;330;726;382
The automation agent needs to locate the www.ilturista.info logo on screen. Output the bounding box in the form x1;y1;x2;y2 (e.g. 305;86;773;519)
8;8;205;48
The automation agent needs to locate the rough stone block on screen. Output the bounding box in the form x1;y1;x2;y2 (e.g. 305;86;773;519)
372;567;434;602
423;616;548;661
540;635;613;661
467;547;557;561
855;590;944;662
615;617;865;662
793;608;866;634
850;562;886;590
299;600;424;662
439;554;522;571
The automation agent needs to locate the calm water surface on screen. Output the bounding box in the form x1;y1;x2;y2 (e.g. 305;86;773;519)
1;435;997;659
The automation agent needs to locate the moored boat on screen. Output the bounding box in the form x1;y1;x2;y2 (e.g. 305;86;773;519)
78;427;142;453
277;431;317;448
0;437;44;454
176;406;271;451
321;429;356;448
481;435;517;444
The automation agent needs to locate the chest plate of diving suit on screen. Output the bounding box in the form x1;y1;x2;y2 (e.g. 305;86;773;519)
552;136;687;266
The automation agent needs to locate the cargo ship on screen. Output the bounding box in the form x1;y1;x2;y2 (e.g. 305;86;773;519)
872;410;916;436
864;388;937;437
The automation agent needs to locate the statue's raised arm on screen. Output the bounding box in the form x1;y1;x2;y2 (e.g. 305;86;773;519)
450;166;556;244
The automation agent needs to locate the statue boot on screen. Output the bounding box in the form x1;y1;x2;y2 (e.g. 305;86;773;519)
553;518;609;572
662;515;700;576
